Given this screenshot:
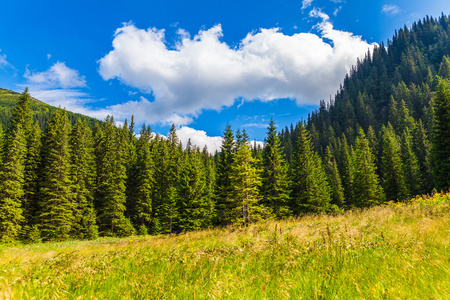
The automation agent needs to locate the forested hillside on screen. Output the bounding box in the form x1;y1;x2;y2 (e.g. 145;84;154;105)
0;15;450;243
0;88;100;130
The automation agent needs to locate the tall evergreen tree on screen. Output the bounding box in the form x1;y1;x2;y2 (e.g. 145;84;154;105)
69;120;98;239
352;129;385;207
96;116;134;237
38;109;74;240
400;128;422;196
380;124;408;201
338;134;354;206
432;78;450;190
214;125;235;225
229;143;270;226
324;146;345;208
290;123;331;214
0;89;33;241
133;124;154;233
413;120;433;193
177;149;209;231
260;119;291;218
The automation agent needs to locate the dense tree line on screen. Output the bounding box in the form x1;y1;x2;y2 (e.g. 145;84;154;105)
0;15;450;242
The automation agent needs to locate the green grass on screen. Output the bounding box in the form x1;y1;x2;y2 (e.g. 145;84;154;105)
1;193;450;299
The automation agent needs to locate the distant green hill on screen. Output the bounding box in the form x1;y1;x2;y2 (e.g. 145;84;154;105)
0;88;101;130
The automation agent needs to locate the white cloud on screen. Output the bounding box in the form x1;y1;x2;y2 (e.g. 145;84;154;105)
177;126;223;153
333;6;342;16
24;62;86;89
98;14;375;126
302;0;314;10
0;54;9;68
382;4;400;16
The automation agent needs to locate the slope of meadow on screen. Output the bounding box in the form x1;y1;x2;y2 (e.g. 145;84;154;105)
1;193;450;299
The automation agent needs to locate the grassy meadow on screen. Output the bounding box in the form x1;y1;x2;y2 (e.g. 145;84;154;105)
1;193;450;299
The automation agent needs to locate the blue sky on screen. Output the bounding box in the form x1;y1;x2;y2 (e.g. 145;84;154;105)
1;0;449;152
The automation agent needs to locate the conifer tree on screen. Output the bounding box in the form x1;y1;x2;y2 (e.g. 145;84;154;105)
0;89;33;241
413;120;433;193
380;124;408;201
438;55;450;79
260;119;291;218
214;125;235;225
133;124;154;232
229;143;270;226
290;123;331;214
401;128;422;196
352;129;384;207
324;146;345;208
338;134;354;206
177;148;209;231
96;116;134;237
22;122;41;225
38;109;74;240
432;78;450;190
69;120;98;239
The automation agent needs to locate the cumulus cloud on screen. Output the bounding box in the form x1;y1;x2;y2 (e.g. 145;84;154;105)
177;126;223;153
382;4;400;16
25;62;86;88
301;0;314;10
98;12;375;126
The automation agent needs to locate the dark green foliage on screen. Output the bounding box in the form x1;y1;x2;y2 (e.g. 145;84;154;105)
214;124;235;225
229;143;271;226
380;125;408;201
290;124;331;214
352;129;385;207
260;120;291;218
432;78;450;190
400;128;422;196
0;89;32;242
177;149;209;231
324;146;345;208
38;109;74;241
95;116;134;237
69;120;98;239
133;125;154;231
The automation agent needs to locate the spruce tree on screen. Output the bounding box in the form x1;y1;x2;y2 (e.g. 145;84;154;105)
324;146;345;208
22;122;42;231
133;124;154;232
401;128;422;196
38;109;74;240
352;129;384;207
69;120;98;239
380;124;408;201
229;143;270;226
290;123;331;214
214;125;235;225
432;78;450;190
260;119;291;218
338;134;354;207
96;116;134;237
177;148;209;231
0;89;33;241
413;120;433;193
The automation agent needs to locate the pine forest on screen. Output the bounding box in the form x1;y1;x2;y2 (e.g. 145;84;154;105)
1;15;450;243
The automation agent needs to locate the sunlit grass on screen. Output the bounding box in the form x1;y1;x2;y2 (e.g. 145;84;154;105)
1;193;450;299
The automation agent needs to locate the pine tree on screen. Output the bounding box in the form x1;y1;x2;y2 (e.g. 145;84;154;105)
432;78;450;190
22;122;42;226
229;143;270;226
352;129;385;207
290;123;331;214
177;148;209;232
380;124;408;201
413;120;433;193
324;146;345;208
438;55;450;79
38;109;74;240
214;125;235;225
96;116;134;237
0;89;33;242
133;124;154;232
260;119;291;218
400;128;422;196
69;120;98;239
338;134;354;207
